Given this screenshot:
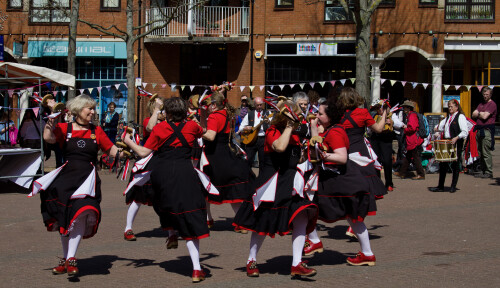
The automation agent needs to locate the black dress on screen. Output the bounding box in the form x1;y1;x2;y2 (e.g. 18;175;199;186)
314;125;374;223
150;121;209;240
38;124;101;238
233;126;318;237
203;111;255;204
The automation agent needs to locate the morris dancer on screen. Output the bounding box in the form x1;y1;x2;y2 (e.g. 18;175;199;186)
201;92;255;232
123;97;210;283
122;94;166;241
233;100;318;278
304;99;377;266
31;94;122;276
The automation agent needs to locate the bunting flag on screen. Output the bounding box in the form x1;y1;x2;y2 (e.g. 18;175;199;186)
477;85;483;92
106;86;112;91
489;85;494;89
79;89;84;95
123;83;127;88
8;90;14;97
279;84;285;90
299;83;305;89
249;86;255;92
260;85;265;91
422;83;429;89
152;83;157;88
161;84;167;88
142;83;148;88
62;90;67;96
270;85;274;90
33;107;39;117
171;84;176;91
401;81;407;86
412;82;418;89
381;79;387;84
88;88;94;94
390;80;397;86
240;86;245;92
465;85;471;91
349;78;356;84
340;79;346;86
291;84;296;89
180;85;185;91
319;81;325;88
27;87;34;95
190;85;195;91
330;80;336;86
52;91;58;96
444;85;450;91
114;84;121;90
309;82;315;88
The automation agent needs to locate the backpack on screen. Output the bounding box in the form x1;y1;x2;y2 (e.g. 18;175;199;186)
415;112;430;138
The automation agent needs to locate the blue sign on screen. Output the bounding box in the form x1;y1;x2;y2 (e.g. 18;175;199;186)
13;42;24;56
28;41;126;59
0;36;4;61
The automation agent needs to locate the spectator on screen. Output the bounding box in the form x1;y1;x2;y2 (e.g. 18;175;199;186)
0;109;15;146
471;87;497;178
101;102;119;144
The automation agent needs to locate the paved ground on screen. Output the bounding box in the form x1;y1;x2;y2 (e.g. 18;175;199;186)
1;147;499;287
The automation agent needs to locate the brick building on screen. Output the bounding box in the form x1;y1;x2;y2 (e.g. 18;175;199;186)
2;1;499;126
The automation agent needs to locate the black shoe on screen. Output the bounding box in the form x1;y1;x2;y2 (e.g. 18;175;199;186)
450;187;457;193
429;186;445;192
480;173;493;179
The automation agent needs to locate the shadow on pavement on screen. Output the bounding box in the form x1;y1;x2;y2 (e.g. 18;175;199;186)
0;180;31;194
321;224;384;241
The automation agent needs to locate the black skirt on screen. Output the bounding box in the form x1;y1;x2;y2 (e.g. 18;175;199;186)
203;133;255;204
125;156;157;206
233;146;318;237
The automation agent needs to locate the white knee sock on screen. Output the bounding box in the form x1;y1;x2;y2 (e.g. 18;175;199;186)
125;201;141;232
60;235;69;259
206;200;213;222
186;239;201;270
292;213;308;266
308;228;321;244
248;232;265;263
67;217;86;259
231;202;241;215
347;219;373;256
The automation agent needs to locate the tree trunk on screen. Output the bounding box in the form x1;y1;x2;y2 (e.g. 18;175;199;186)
126;0;136;124
67;0;80;100
355;16;371;105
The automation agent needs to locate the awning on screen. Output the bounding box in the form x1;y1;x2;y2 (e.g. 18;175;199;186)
0;62;75;88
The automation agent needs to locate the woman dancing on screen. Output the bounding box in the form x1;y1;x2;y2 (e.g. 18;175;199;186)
233;100;318;278
31;95;122;276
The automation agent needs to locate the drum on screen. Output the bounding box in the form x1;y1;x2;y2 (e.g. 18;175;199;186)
432;140;457;162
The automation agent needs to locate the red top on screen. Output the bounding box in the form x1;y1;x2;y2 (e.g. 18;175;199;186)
144;121;203;150
54;123;113;152
264;125;301;153
340;108;375;129
476;100;497;125
143;117;151;139
321;126;349;152
207;110;231;134
404;112;423;150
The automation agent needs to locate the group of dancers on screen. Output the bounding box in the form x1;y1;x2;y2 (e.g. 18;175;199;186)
30;86;388;283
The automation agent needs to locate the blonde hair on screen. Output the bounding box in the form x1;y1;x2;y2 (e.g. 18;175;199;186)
67;94;96;117
337;87;365;111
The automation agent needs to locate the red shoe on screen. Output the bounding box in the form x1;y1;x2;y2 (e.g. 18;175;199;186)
346;226;357;239
166;234;178;249
52;258;66;275
387;186;394;192
124;229;137;241
291;261;316;277
347;252;376;266
303;239;324;256
192;269;206;283
246;260;259;277
66;257;79;276
207;220;214;229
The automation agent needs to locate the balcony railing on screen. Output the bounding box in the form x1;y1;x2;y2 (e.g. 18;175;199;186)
445;1;494;21
145;6;250;38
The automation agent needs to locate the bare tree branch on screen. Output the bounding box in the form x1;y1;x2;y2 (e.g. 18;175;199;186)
77;19;128;40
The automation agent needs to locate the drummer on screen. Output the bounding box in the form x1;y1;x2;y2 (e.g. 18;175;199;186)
430;99;468;193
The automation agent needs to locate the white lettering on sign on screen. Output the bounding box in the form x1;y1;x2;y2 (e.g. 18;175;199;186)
42;43;112;55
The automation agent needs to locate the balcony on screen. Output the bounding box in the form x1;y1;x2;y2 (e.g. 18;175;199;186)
145;6;250;43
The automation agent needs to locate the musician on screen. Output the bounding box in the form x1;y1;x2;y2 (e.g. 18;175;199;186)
122;95;165;241
233;100;318;278
201;92;255;231
123;97;209;283
239;96;270;173
430;99;468;193
305;98;377;266
369;99;395;191
34;94;122;276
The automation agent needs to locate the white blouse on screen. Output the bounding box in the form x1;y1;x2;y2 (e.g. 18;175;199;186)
437;112;468;139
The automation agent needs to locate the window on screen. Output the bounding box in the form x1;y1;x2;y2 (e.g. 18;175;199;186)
30;0;70;24
101;0;121;11
275;0;293;8
325;1;395;22
419;0;438;6
445;0;494;21
7;0;23;10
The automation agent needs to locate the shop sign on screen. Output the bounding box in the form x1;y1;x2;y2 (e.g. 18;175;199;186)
443;95;460;107
297;43;337;56
28;41;126;58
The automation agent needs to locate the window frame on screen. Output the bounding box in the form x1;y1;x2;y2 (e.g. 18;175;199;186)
275;0;294;9
445;0;495;23
7;0;23;10
418;0;438;8
324;1;354;23
100;0;121;12
29;0;71;25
